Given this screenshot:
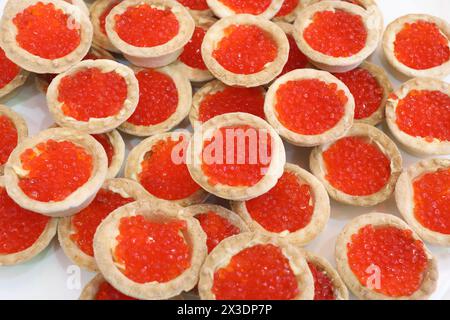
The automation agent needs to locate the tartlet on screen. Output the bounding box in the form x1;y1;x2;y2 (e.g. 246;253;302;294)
58;178;149;271
206;0;284;19
176;0;212;17
105;0;195;68
0;176;57;266
119;66;192;137
0;105;28;174
293;1;381;72
231;163;330;245
198;232;315;300
4;128;108;217
201;14;289;87
187;112;286;201
383;14;450;79
91;130;125;179
66;0;90;16
125;131;208;206
273;0;304;23
264;69;355;147
47;59;139;134
90;0;122;53
310;123;402;206
0;47;29;100
396;159;450;246
93;199;207;300
79;274;137;300
336;213;438;300
0;0;93;74
385;77;450;155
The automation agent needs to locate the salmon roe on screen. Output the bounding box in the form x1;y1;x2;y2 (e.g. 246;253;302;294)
323;137;391;196
213;25;278;75
394;21;450;70
198;86;265;122
177;0;209;11
58;68;128;121
413;168;450;234
212;244;299;300
303;10;367;57
13;2;81;59
275;79;347;135
0;115;18;165
0;48;20;89
308;262;335;300
219;0;271;14
92;134;114;167
138;136;201;200
114;215;191;283
70;189;133;256
347;225;428;297
95;281;136;300
99;1;120;35
245;171;314;233
19;139;93;202
179;27;207;70
275;0;298;17
0;187;50;254
127;69;178;126
395;90;450;142
195;211;240;252
115;4;180;47
279;35;309;76
333;67;383;120
201;125;272;187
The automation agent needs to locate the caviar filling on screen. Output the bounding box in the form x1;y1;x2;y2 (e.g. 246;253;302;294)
71;189;133;256
114;4;180;47
275;79;347;135
198;86;265;122
58;67;128;121
279;34;308;76
114;215;191;283
395;90;450;142
212;244;299;300
179;27;208;70
138;136;201;200
333;67;383;120
308;262;335;300
394;21;450;70
95;281;137;300
13;2;81;59
0;187;50;254
92;134;114;167
19;139;93;202
275;0;298;17
127;69;178;126
99;1;120;35
201;125;273;187
219;0;271;15
212;25;278;75
323;136;391;196
0;48;20;89
245;171;314;233
177;0;209;11
413;168;450;234
303;9;367;57
0;115;18;166
347;225;428;297
195;211;240;253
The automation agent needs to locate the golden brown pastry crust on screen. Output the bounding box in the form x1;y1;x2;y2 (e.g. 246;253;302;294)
206;0;284;20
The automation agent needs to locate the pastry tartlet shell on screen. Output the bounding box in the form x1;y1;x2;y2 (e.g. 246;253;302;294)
0;65;29;100
272;0;304;23
90;0;121;53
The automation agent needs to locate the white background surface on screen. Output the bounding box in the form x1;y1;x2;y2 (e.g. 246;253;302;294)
0;0;449;300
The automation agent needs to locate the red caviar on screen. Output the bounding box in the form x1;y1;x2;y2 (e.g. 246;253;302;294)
19;139;93;202
413;168;450;234
0;187;50;254
304;10;367;57
195;211;240;252
323;137;391;196
95;281;137;300
198;86;265;122
308;262;335;300
114;215;191;283
127;69;178;126
177;0;209;11
13;2;81;59
395;90;450;142
279;34;309;76
71;189;133;256
201;125;272;187
0;115;18;165
347;225;428;297
99;1;120;35
179;27;207;70
0;48;20;89
138;136;201;200
212;244;299;300
92;134;114;167
394;21;450;70
275;79;347;135
213;25;278;74
275;0;298;17
115;4;179;47
58;68;128;121
219;0;271;14
245;171;314;233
